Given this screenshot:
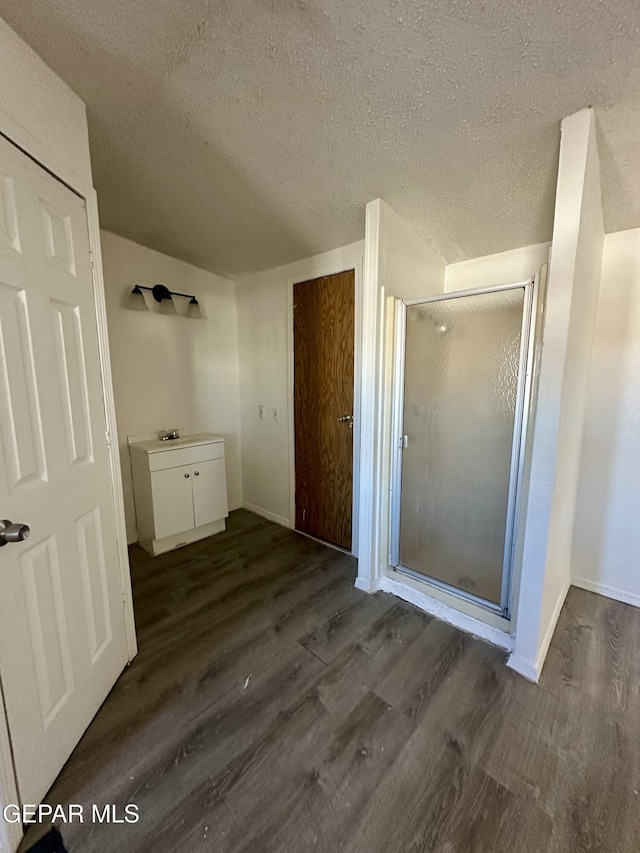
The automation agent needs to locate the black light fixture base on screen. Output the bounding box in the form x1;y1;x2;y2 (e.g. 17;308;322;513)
131;283;199;306
151;283;172;303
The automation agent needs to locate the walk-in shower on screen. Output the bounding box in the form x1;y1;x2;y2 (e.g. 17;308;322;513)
390;278;537;616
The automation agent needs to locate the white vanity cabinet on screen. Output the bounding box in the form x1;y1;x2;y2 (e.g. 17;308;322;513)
130;434;228;555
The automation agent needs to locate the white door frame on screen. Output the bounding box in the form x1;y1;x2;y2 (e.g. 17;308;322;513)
286;247;364;556
355;199;383;590
0;108;136;851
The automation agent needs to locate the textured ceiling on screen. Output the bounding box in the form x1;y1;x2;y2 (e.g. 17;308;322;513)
2;1;640;276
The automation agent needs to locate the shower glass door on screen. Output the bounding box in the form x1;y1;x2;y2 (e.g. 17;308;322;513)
391;281;534;613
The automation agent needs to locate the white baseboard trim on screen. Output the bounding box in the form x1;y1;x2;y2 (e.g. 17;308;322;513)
507;654;540;682
355;576;380;593
379;575;514;651
571;577;640;609
242;502;292;529
509;573;571;683
536;573;571;676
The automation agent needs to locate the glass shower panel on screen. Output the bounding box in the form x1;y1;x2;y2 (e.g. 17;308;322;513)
398;288;525;606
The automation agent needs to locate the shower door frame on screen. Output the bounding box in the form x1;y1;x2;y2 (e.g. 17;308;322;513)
389;276;538;618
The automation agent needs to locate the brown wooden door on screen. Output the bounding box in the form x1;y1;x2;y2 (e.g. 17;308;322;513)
294;270;355;549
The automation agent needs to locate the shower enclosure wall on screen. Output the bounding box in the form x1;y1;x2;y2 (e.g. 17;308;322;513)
390;278;538;617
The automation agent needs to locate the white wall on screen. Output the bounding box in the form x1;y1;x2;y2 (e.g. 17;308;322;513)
378;200;446;299
510;108;605;680
445;243;551;292
357;199;446;593
236;242;364;530
572;228;640;607
101;231;242;543
0;17;92;190
235;264;290;525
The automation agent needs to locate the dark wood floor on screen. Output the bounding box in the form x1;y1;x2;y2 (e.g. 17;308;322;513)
22;510;640;852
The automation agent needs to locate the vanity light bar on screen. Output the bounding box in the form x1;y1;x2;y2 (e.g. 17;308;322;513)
131;283;199;305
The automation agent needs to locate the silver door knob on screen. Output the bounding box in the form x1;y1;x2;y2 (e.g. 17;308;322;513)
0;519;30;546
194;471;200;476
337;414;354;424
184;473;190;478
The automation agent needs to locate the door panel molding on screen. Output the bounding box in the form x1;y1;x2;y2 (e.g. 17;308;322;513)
20;535;73;727
40;197;76;277
50;298;94;467
76;506;113;665
0;173;20;253
0;279;47;490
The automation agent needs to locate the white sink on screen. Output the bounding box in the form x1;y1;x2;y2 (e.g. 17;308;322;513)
134;433;224;453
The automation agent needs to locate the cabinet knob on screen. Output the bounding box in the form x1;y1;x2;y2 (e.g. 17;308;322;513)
184;472;190;478
194;471;200;476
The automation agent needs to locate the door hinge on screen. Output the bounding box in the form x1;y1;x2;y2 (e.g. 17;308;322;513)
89;250;95;268
121;591;126;607
399;435;408;449
106;429;112;448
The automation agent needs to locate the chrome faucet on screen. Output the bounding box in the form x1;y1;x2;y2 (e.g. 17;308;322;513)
161;429;180;441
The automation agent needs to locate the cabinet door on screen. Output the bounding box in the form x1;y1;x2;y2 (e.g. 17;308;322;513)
150;465;195;538
192;458;228;528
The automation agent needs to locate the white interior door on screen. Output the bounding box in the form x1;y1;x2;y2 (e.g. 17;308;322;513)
0;135;129;806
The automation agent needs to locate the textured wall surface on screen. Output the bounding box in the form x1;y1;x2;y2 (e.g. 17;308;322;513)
101;231;242;543
236;241;364;528
572;229;640;607
1;1;640;275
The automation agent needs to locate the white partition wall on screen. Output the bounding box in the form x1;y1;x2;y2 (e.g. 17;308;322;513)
356;199;445;593
509;108;605;680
